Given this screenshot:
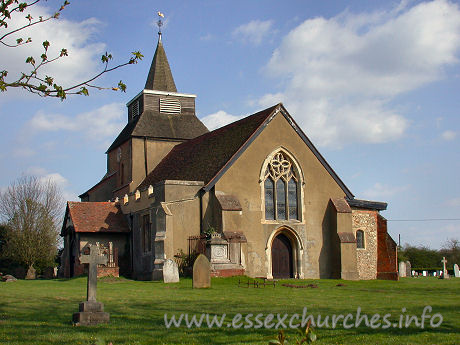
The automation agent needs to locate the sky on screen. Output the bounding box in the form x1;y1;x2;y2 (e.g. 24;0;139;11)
0;0;459;249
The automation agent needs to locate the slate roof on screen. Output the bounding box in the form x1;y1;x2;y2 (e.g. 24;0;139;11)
106;110;208;153
138;104;279;190
145;37;177;92
62;202;130;235
346;198;387;211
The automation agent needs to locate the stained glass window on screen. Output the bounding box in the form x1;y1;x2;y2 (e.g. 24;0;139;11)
265;178;275;220
276;179;286;220
263;151;300;221
288;179;298;220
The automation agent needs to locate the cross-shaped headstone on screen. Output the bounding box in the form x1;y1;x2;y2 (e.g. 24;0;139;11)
441;257;448;278
79;244;108;301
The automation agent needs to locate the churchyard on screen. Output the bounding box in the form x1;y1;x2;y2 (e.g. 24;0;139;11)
0;276;459;345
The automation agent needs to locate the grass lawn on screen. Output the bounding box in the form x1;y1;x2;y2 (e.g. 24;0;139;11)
0;276;459;345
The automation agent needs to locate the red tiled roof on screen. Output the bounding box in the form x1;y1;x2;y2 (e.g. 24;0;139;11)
66;201;130;233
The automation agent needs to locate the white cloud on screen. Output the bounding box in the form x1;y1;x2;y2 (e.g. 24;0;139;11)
200;110;244;131
362;182;410;199
441;130;457;141
27;103;125;140
260;0;460;148
233;20;274;45
0;3;105;97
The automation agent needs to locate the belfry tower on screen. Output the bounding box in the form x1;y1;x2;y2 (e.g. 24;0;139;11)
80;14;208;202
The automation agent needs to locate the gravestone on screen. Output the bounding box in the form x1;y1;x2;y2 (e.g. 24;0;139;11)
422;271;427;277
73;244;110;326
193;254;211;288
25;266;36;280
163;259;179;283
398;261;406;277
405;261;411;277
441;257;449;279
454;264;459;278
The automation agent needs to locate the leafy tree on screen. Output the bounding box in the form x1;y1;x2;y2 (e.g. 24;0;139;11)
0;0;143;99
0;176;63;272
399;244;442;269
440;238;460;267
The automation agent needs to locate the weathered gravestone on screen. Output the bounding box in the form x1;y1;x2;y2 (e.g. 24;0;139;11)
73;244;110;326
25;266;36;280
163;259;179;283
399;261;406;277
405;261;411;277
193;254;211;288
454;264;459;278
441;257;449;279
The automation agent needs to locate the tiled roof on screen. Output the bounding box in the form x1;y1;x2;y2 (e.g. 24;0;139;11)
66;202;130;234
106;110;209;153
138;104;280;190
145;38;177;92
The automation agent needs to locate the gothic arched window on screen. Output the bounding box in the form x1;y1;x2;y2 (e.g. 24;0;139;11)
263;152;299;221
356;230;365;249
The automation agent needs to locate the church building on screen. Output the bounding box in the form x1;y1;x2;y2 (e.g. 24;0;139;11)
60;31;398;281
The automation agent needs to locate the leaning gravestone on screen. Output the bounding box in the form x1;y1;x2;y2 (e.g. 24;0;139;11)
399;261;406;277
454;264;460;278
163;259;179;283
405;261;411;277
193;254;211;288
73;244;110;326
25;266;36;280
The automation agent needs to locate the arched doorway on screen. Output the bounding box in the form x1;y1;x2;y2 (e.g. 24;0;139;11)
271;233;293;279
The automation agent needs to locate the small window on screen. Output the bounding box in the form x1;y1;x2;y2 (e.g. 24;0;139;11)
142;214;151;253
356;230;365;249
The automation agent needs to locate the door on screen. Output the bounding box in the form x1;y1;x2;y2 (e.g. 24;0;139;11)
271;233;293;279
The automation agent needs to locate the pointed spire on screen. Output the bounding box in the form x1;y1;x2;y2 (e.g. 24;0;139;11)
144;12;177;92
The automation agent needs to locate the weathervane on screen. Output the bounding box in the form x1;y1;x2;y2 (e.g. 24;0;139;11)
157;11;164;40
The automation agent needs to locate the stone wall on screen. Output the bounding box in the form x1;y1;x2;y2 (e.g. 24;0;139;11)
352;209;377;280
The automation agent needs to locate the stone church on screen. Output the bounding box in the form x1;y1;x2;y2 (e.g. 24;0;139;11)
60;33;398;281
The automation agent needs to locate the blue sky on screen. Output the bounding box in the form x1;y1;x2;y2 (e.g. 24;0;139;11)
1;0;459;249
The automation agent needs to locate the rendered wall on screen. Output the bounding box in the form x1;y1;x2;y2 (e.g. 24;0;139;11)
213;113;349;279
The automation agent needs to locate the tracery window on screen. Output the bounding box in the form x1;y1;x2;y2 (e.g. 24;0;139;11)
356;230;365;249
264;152;299;220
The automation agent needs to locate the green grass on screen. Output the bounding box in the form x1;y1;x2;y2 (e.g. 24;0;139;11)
0;276;459;344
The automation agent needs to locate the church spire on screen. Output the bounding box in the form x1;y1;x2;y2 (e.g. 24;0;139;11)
144;12;177;92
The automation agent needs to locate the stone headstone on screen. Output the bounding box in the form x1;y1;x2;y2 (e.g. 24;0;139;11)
422;271;427;277
398;261;406;277
163;259;179;283
2;274;17;282
193;254;211;288
405;261;411;277
73;244;110;326
454;264;460;278
25;266;36;280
